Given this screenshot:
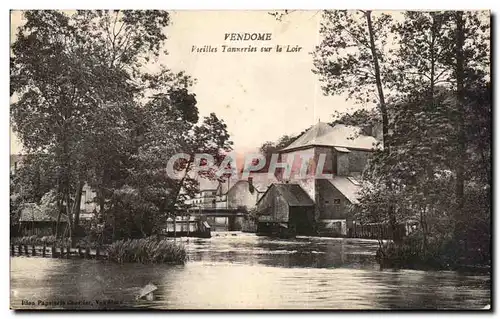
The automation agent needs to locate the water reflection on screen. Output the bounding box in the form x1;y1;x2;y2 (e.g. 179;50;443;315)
188;233;380;269
10;232;490;309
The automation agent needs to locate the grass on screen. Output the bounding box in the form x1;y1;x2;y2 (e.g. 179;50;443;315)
11;235;70;246
11;235;187;265
106;237;187;264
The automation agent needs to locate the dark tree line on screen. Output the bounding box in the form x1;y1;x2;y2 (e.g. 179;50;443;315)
313;10;490;268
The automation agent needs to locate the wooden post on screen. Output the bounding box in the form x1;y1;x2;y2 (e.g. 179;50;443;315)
78;246;82;258
96;247;100;259
18;245;23;256
51;245;56;258
24;245;29;256
42;244;46;257
32;245;36;256
85;246;90;259
66;246;70;258
61;245;65;258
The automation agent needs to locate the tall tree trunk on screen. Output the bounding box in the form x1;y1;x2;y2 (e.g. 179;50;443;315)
55;180;63;237
98;168;107;221
420;206;428;256
454;11;466;252
65;192;74;247
97;187;106;226
429;14;437;102
366;10;398;242
72;181;84;238
366;10;389;152
99;190;105;214
169;159;193;239
169;160;193;212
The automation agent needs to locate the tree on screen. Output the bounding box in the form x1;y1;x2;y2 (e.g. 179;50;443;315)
11;10;109;241
10;154;58;234
259;135;296;158
10;10;206;243
313;10;402;240
352;11;490;267
313;10;393;150
330;108;380;127
258;134;297;171
389;12;454;101
169;112;234;211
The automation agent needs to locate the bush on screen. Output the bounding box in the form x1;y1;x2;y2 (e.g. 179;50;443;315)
376;230;490;271
106;237;187;264
11;235;70;246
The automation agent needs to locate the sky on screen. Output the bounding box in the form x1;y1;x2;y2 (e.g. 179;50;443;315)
159;11;365;152
10;10;374;154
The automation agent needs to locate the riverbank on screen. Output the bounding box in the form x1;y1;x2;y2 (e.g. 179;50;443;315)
11;236;187;264
376;239;491;275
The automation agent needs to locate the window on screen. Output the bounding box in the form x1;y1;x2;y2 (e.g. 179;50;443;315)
333;199;341;205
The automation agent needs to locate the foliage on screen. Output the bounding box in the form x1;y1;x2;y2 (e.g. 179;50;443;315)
313;10;393;105
10;10;233;244
10;155;56;204
12;235;70;246
317;10;490;269
106;237;187;264
330;108;381;130
259;134;297;169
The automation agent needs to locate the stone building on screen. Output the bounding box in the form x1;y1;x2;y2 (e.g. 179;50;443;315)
256;122;381;237
256;183;315;236
223;173;277;209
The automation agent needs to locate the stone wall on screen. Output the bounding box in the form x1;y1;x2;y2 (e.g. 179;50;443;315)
316;179;350;220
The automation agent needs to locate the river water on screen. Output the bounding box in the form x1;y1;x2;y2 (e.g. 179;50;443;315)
10;232;491;310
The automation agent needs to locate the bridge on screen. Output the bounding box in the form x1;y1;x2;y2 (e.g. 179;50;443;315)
186;207;249;231
186;207;248;217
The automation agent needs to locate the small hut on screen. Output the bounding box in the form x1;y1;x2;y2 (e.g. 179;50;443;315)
256;184;315;237
18;203;68;236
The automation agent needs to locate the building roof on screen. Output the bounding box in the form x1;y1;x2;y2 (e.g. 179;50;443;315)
274;184;314;207
221;173;278;195
327;177;363;204
334;146;351;153
19;203;68;222
281;122;379;152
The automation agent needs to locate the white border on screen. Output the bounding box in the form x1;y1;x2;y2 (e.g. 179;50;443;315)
2;1;497;318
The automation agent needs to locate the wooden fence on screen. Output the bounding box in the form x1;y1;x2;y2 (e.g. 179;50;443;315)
350;223;408;240
10;244;108;260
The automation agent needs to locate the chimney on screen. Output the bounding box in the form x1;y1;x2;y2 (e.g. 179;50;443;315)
361;123;383;142
361;124;372;136
248;177;255;193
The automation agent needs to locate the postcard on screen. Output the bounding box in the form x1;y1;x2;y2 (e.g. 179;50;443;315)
10;9;491;310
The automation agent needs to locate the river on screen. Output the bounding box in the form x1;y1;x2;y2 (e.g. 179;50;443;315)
10;232;491;310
